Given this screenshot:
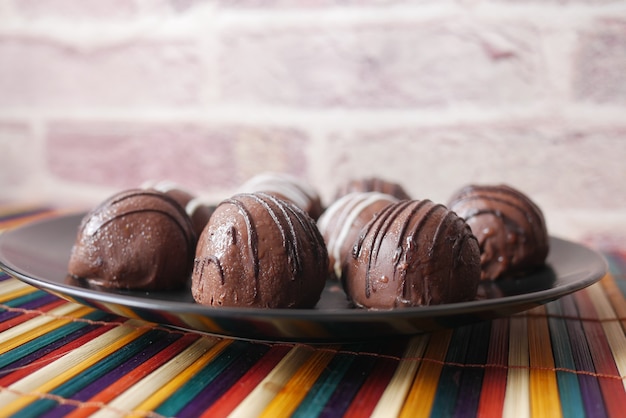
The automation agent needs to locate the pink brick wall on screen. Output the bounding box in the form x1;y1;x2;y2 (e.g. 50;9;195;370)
1;0;625;246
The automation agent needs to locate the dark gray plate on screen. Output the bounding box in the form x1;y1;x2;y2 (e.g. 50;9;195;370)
0;213;607;342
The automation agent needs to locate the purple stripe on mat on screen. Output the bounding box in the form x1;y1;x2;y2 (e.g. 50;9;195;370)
43;330;184;417
0;312;117;376
174;342;271;417
0;292;59;322
453;320;491;418
561;294;607;418
317;343;383;418
430;325;474;417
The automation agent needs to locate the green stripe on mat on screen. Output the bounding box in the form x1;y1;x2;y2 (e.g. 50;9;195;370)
15;328;179;417
291;344;364;418
546;299;585;418
0;310;110;370
154;340;250;416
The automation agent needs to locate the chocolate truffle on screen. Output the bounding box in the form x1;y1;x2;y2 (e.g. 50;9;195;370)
317;192;399;280
334;177;411;201
142;180;215;238
192;192;328;308
448;184;549;280
238;172;324;220
68;189;196;290
342;199;481;309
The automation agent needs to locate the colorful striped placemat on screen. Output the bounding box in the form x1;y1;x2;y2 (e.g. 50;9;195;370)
0;207;625;417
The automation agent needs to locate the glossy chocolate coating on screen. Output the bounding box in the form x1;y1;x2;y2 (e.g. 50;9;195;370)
317;192;398;280
448;184;549;280
68;189;196;290
238;173;324;220
342;200;481;309
192;192;328;308
334;177;411;201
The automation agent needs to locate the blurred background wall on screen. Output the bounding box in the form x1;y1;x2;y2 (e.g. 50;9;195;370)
1;0;625;247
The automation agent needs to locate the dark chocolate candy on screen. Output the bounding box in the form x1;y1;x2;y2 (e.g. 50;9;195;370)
448;184;549;280
68;189;196;290
317;192;398;280
192;192;328;308
342;199;481;309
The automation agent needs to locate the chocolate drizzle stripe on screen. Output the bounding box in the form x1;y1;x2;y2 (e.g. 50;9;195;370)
251;193;302;277
428;205;456;258
195;256;225;285
277;191;328;274
363;203;407;298
86;189;196;249
329;193;395;278
396;202;442;304
454;186;546;233
456;193;545;245
85;208;195;258
220;197;260;295
110;189;192;225
323;194;364;253
242;174;312;210
392;200;432;268
452;222;479;270
288;203;327;272
357;200;412;298
460;194;539;224
370;200;414;266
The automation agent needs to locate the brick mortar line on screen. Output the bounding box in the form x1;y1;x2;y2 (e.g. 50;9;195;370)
1;6;625;39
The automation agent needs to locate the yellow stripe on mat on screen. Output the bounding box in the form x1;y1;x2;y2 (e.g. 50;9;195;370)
0;319;149;414
0;278;38;303
229;345;314;418
527;305;562;418
502;314;529;418
371;334;429;418
259;346;339;418
93;337;225;418
398;329;453;418
0;303;92;355
587;281;626;391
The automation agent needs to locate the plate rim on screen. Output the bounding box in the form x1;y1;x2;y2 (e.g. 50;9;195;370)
0;212;607;322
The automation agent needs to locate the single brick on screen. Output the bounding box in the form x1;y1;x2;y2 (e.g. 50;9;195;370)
0;37;207;108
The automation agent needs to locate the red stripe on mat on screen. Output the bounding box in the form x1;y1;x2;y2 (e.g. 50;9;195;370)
0;324;115;387
200;345;292;418
476;318;509;417
574;289;626;417
0;300;67;333
66;333;201;418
